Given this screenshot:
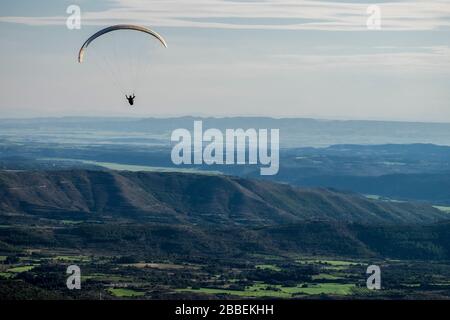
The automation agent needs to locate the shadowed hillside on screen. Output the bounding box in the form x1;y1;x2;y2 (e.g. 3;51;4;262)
0;170;446;225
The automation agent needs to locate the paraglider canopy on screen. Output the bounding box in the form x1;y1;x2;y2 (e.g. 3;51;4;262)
77;25;167;106
78;24;167;63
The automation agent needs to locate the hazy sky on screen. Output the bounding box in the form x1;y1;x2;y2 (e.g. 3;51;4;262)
1;0;449;121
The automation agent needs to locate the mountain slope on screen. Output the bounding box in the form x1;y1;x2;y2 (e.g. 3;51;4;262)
0;170;447;225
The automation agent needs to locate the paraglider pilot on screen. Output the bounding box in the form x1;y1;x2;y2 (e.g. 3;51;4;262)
126;94;135;106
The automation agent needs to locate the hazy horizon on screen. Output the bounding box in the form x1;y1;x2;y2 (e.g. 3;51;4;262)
2;114;450;125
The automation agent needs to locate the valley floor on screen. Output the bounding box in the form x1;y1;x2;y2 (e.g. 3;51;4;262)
1;247;450;300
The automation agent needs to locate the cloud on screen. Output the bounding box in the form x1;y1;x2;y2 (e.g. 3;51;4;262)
269;46;450;71
1;0;449;31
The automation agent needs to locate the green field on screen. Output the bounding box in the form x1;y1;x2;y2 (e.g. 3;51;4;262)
319;260;359;266
255;264;282;272
6;265;36;273
108;288;145;298
312;273;343;280
177;282;355;298
0;272;15;279
53;255;90;262
298;259;359;267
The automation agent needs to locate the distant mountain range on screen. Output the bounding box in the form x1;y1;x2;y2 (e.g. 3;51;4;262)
2;117;450;204
2;116;450;147
0;170;447;225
